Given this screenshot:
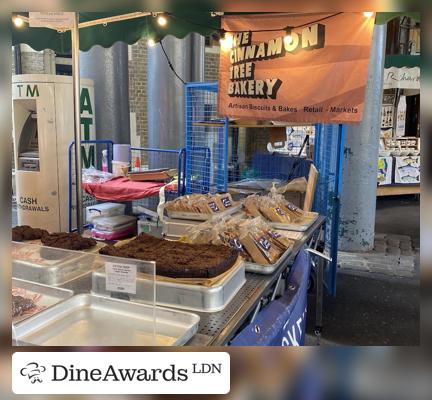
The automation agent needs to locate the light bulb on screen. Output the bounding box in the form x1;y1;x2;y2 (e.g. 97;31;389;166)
157;15;168;27
220;33;233;51
148;38;156;47
283;35;293;45
363;12;374;18
283;26;293;45
13;17;24;27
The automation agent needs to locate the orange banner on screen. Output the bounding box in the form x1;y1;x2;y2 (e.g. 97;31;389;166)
218;13;375;124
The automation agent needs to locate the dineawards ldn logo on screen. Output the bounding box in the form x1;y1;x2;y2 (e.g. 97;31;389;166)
12;352;230;394
20;362;47;384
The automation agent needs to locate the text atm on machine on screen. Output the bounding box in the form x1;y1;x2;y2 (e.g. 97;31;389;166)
12;74;96;232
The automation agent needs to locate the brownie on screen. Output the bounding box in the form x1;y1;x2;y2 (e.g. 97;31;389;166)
12;225;48;242
99;233;239;279
41;232;97;251
12;295;36;318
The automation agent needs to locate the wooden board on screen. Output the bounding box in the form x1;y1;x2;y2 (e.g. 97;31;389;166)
303;164;318;212
376;184;420;196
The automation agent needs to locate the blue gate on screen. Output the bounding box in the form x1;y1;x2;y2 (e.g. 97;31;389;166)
185;82;344;296
313;124;345;296
185;82;229;194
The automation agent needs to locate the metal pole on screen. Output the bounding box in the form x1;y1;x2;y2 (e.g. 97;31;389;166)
71;13;83;233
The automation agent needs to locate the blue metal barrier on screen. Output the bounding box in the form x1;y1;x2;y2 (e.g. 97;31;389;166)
313;124;345;296
230;248;311;346
130;147;186;197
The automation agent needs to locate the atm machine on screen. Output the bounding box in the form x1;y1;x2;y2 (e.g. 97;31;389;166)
12;74;96;232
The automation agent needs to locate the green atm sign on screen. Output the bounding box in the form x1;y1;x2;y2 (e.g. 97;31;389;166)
80;88;94;168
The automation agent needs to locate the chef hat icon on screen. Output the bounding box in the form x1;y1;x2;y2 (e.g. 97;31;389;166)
20;362;46;383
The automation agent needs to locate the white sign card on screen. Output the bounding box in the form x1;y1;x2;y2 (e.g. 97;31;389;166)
105;262;137;294
29;12;75;29
383;67;420;89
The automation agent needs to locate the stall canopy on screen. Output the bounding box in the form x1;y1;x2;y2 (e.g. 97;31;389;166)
12;12;220;53
12;12;420;53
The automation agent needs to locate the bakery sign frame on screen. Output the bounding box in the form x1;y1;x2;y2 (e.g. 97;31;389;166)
218;12;375;124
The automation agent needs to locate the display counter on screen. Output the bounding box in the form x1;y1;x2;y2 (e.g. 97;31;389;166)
11;216;324;346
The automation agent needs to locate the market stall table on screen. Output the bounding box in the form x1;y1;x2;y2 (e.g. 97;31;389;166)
186;215;326;346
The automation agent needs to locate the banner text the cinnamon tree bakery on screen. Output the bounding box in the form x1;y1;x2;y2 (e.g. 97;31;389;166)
218;13;375;123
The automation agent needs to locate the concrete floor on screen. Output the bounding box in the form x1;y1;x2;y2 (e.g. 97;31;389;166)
306;195;420;345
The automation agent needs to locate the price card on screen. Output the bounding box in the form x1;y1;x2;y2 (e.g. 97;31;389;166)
105;262;137;294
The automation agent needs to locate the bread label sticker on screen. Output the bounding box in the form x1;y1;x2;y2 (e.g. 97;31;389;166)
268;230;282;239
275;207;286;216
208;201;220;213
221;197;232;208
287;203;300;212
229;238;243;251
258;236;271;251
105;262;137;294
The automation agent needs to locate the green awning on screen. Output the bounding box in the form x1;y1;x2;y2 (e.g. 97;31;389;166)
375;12;420;25
12;12;221;53
13;12;421;54
385;55;420;68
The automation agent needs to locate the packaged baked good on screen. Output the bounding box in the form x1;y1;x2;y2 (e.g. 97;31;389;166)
215;193;235;210
243;195;264;218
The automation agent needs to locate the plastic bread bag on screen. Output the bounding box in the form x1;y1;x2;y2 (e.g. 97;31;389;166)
270;192;305;216
182;220;217;244
257;195;291;223
239;223;282;264
243;195;263;218
253;217;292;250
215;193;236;210
82;167;114;184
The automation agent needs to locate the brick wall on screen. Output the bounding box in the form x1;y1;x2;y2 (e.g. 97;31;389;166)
127;42;220;148
12;46;47;75
128;39;148;148
204;46;220;82
20;51;45;74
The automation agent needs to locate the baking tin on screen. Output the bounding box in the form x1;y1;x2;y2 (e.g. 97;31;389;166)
92;261;246;313
12;278;74;324
269;212;319;232
14;294;200;346
163;212;246;239
165;203;242;221
12;243;96;286
244;245;293;275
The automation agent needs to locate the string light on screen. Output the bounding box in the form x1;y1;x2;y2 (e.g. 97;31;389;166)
283;26;293;45
13;16;24;27
363;12;374;18
147;38;156;47
219;29;233;51
157;14;168;27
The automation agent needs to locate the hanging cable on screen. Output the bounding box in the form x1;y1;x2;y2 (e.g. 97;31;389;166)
173;12;344;34
159;41;187;85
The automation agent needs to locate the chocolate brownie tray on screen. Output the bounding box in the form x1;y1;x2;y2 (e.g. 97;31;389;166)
92;258;245;313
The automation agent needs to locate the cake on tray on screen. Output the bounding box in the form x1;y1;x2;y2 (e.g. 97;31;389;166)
99;233;239;279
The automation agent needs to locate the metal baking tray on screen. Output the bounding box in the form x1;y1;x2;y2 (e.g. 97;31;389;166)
92;261;246;313
12;278;74;324
244;245;293;275
163;211;245;238
269;212;319;232
13;294;200;346
12;243;96;287
166;203;242;221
